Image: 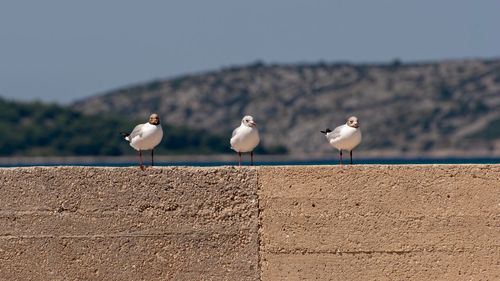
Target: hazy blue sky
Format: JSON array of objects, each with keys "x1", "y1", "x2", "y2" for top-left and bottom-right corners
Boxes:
[{"x1": 1, "y1": 0, "x2": 499, "y2": 103}]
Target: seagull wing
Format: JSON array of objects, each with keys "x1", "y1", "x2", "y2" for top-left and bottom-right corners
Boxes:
[
  {"x1": 231, "y1": 126, "x2": 240, "y2": 138},
  {"x1": 326, "y1": 125, "x2": 343, "y2": 141},
  {"x1": 128, "y1": 123, "x2": 144, "y2": 140},
  {"x1": 230, "y1": 126, "x2": 242, "y2": 149}
]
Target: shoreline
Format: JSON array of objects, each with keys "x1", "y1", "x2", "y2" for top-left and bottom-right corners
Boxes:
[{"x1": 1, "y1": 154, "x2": 500, "y2": 166}]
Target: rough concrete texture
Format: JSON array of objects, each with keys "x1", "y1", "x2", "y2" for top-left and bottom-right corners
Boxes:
[
  {"x1": 259, "y1": 165, "x2": 500, "y2": 281},
  {"x1": 0, "y1": 165, "x2": 499, "y2": 281},
  {"x1": 0, "y1": 167, "x2": 259, "y2": 281}
]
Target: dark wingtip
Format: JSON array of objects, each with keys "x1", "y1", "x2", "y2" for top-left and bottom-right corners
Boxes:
[
  {"x1": 320, "y1": 128, "x2": 332, "y2": 134},
  {"x1": 120, "y1": 132, "x2": 130, "y2": 137}
]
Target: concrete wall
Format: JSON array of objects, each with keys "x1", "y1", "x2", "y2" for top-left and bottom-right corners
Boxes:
[
  {"x1": 258, "y1": 165, "x2": 500, "y2": 280},
  {"x1": 0, "y1": 165, "x2": 499, "y2": 280},
  {"x1": 0, "y1": 167, "x2": 259, "y2": 281}
]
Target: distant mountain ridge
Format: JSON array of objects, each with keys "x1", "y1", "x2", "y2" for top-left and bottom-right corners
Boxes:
[{"x1": 73, "y1": 58, "x2": 500, "y2": 157}]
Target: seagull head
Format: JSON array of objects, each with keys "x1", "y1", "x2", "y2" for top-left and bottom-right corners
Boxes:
[
  {"x1": 346, "y1": 116, "x2": 359, "y2": 128},
  {"x1": 149, "y1": 113, "x2": 161, "y2": 125},
  {"x1": 242, "y1": 115, "x2": 257, "y2": 128}
]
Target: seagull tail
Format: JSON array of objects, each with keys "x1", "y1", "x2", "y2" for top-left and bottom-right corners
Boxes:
[
  {"x1": 320, "y1": 128, "x2": 332, "y2": 135},
  {"x1": 120, "y1": 132, "x2": 131, "y2": 141}
]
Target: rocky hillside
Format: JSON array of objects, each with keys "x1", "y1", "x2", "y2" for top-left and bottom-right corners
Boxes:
[{"x1": 73, "y1": 58, "x2": 500, "y2": 157}]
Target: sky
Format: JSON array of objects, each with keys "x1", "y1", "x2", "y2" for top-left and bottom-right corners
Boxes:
[{"x1": 0, "y1": 0, "x2": 499, "y2": 104}]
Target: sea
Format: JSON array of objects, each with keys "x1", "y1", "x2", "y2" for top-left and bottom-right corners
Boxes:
[{"x1": 2, "y1": 157, "x2": 500, "y2": 167}]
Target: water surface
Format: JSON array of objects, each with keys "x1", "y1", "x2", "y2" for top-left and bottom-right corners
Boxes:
[{"x1": 2, "y1": 157, "x2": 499, "y2": 167}]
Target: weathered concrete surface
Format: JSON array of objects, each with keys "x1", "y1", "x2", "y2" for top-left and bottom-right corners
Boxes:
[
  {"x1": 0, "y1": 165, "x2": 499, "y2": 280},
  {"x1": 258, "y1": 165, "x2": 500, "y2": 281},
  {"x1": 0, "y1": 167, "x2": 259, "y2": 281}
]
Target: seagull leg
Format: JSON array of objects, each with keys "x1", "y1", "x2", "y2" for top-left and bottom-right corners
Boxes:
[
  {"x1": 350, "y1": 150, "x2": 353, "y2": 165},
  {"x1": 138, "y1": 150, "x2": 145, "y2": 170},
  {"x1": 238, "y1": 152, "x2": 242, "y2": 167},
  {"x1": 339, "y1": 150, "x2": 343, "y2": 165},
  {"x1": 251, "y1": 151, "x2": 254, "y2": 166},
  {"x1": 151, "y1": 149, "x2": 154, "y2": 167}
]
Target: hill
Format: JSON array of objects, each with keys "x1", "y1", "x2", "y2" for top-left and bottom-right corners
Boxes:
[
  {"x1": 0, "y1": 98, "x2": 237, "y2": 156},
  {"x1": 73, "y1": 58, "x2": 500, "y2": 157}
]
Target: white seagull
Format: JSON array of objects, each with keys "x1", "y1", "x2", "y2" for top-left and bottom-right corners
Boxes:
[
  {"x1": 122, "y1": 113, "x2": 163, "y2": 170},
  {"x1": 321, "y1": 116, "x2": 362, "y2": 164},
  {"x1": 230, "y1": 115, "x2": 260, "y2": 166}
]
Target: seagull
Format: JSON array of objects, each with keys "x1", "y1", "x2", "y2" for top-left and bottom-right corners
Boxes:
[
  {"x1": 122, "y1": 113, "x2": 163, "y2": 170},
  {"x1": 321, "y1": 116, "x2": 362, "y2": 165},
  {"x1": 230, "y1": 115, "x2": 260, "y2": 166}
]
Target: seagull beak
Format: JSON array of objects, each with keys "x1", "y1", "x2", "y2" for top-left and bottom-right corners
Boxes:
[{"x1": 250, "y1": 121, "x2": 257, "y2": 127}]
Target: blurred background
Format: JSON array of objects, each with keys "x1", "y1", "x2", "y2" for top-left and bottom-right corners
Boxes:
[{"x1": 1, "y1": 0, "x2": 499, "y2": 165}]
